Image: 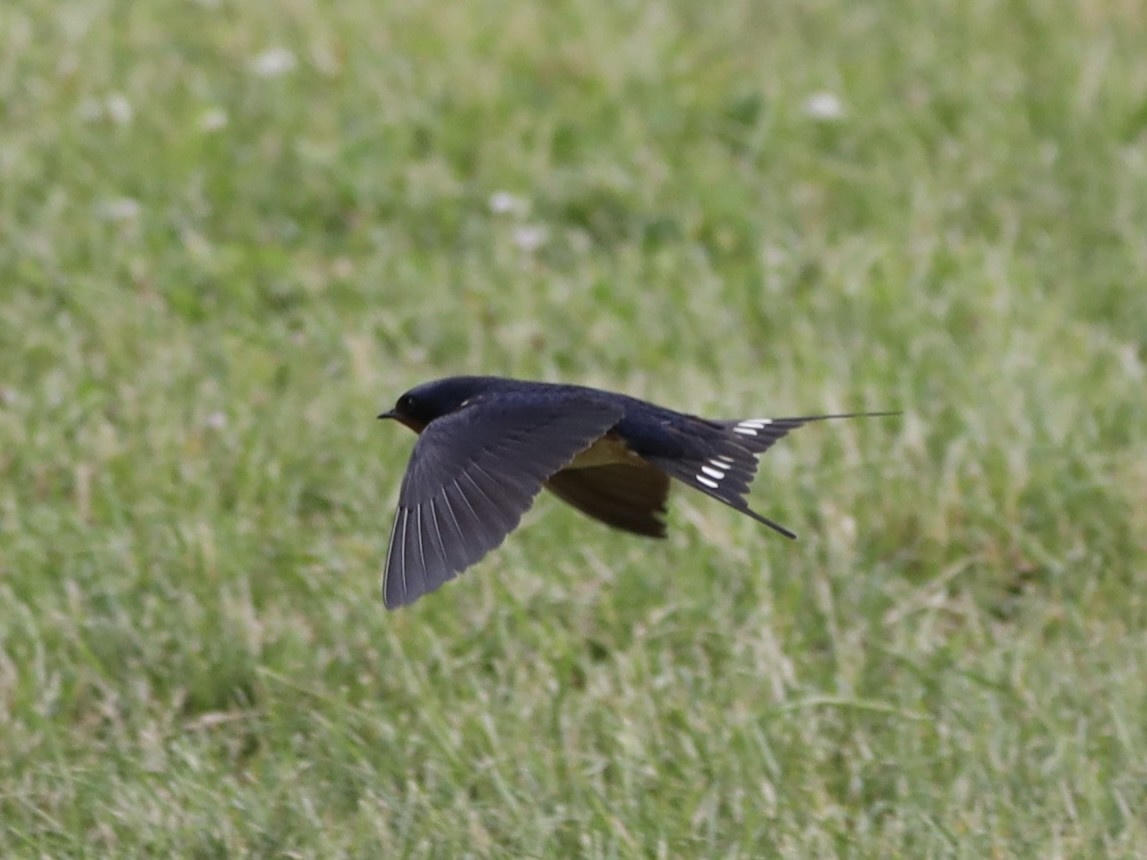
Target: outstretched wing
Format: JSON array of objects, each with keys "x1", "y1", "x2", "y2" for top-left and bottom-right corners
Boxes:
[{"x1": 383, "y1": 396, "x2": 624, "y2": 608}]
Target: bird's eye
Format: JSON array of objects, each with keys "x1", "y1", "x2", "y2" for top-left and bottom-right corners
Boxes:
[{"x1": 399, "y1": 394, "x2": 416, "y2": 411}]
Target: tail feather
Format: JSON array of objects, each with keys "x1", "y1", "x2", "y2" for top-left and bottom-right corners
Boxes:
[
  {"x1": 649, "y1": 411, "x2": 898, "y2": 537},
  {"x1": 720, "y1": 411, "x2": 900, "y2": 456}
]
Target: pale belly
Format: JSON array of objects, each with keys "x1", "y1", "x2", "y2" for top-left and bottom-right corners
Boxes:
[{"x1": 565, "y1": 434, "x2": 644, "y2": 469}]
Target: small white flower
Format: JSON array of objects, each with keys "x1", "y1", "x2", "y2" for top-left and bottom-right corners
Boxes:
[
  {"x1": 512, "y1": 225, "x2": 548, "y2": 252},
  {"x1": 803, "y1": 91, "x2": 845, "y2": 121},
  {"x1": 105, "y1": 92, "x2": 133, "y2": 124},
  {"x1": 250, "y1": 47, "x2": 297, "y2": 78},
  {"x1": 1118, "y1": 343, "x2": 1144, "y2": 381},
  {"x1": 77, "y1": 92, "x2": 133, "y2": 124},
  {"x1": 489, "y1": 191, "x2": 528, "y2": 216},
  {"x1": 198, "y1": 108, "x2": 228, "y2": 132},
  {"x1": 97, "y1": 198, "x2": 142, "y2": 222}
]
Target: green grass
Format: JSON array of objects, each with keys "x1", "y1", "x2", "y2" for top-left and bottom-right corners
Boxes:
[{"x1": 2, "y1": 0, "x2": 1147, "y2": 855}]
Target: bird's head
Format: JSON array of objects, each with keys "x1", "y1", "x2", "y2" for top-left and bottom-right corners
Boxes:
[{"x1": 378, "y1": 376, "x2": 488, "y2": 434}]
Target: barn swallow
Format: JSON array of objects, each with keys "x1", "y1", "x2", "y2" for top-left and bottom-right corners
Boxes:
[{"x1": 378, "y1": 375, "x2": 896, "y2": 608}]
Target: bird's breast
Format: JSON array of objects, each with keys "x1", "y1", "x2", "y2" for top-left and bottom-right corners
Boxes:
[{"x1": 565, "y1": 433, "x2": 644, "y2": 469}]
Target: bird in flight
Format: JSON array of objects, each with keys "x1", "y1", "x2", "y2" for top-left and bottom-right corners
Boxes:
[{"x1": 378, "y1": 375, "x2": 895, "y2": 608}]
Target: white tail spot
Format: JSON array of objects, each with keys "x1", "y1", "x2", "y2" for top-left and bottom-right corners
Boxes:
[
  {"x1": 700, "y1": 465, "x2": 725, "y2": 480},
  {"x1": 734, "y1": 418, "x2": 773, "y2": 436},
  {"x1": 696, "y1": 474, "x2": 719, "y2": 489}
]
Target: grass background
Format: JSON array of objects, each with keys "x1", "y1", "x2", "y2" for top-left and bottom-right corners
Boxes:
[{"x1": 2, "y1": 0, "x2": 1146, "y2": 856}]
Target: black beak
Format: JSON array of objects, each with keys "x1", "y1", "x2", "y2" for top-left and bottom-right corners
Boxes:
[{"x1": 378, "y1": 409, "x2": 424, "y2": 433}]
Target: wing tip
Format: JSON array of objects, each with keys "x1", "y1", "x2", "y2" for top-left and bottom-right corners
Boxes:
[{"x1": 381, "y1": 569, "x2": 416, "y2": 610}]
